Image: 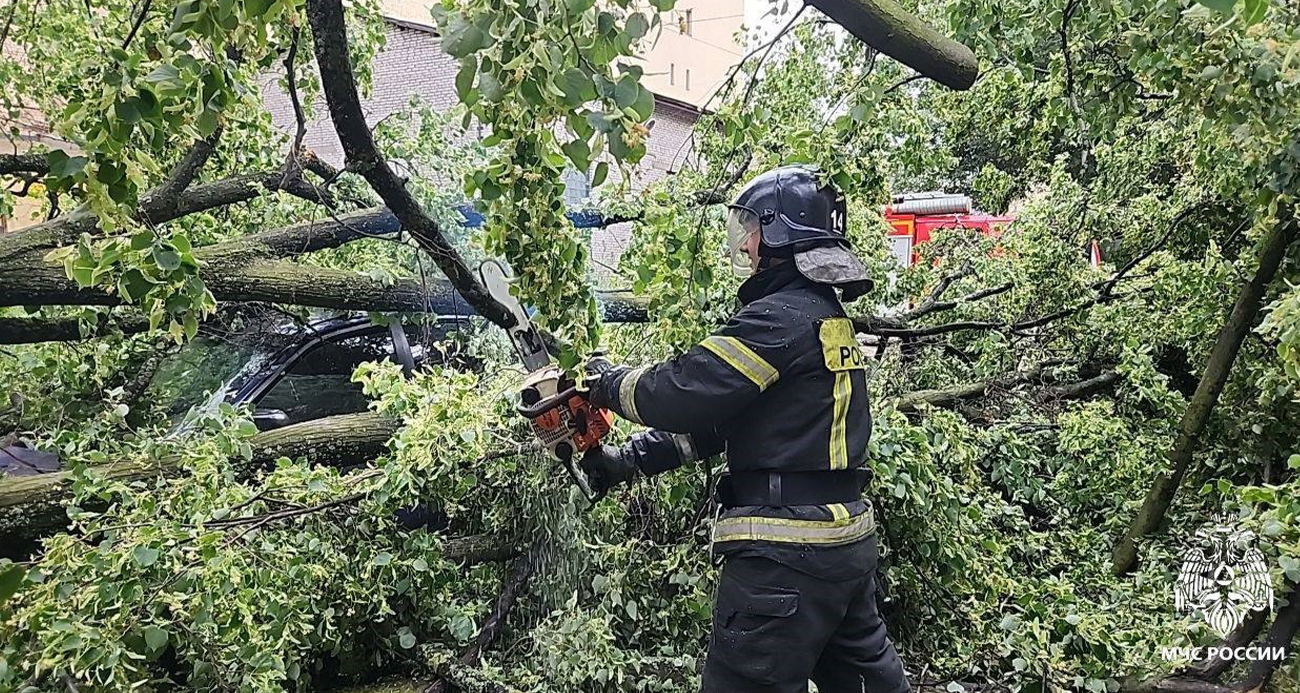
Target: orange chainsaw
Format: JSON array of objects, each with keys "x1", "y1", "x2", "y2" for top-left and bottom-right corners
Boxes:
[{"x1": 478, "y1": 260, "x2": 612, "y2": 502}]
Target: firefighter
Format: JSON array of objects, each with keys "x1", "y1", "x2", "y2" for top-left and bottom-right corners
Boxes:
[{"x1": 581, "y1": 165, "x2": 911, "y2": 693}]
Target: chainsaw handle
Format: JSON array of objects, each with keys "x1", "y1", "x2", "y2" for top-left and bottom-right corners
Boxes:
[
  {"x1": 557, "y1": 445, "x2": 607, "y2": 506},
  {"x1": 516, "y1": 383, "x2": 582, "y2": 418}
]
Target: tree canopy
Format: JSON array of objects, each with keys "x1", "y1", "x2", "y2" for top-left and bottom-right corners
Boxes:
[{"x1": 2, "y1": 0, "x2": 1299, "y2": 692}]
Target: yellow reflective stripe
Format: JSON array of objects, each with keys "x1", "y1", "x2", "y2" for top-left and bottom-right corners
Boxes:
[
  {"x1": 712, "y1": 509, "x2": 876, "y2": 545},
  {"x1": 829, "y1": 371, "x2": 851, "y2": 470},
  {"x1": 827, "y1": 503, "x2": 848, "y2": 521},
  {"x1": 700, "y1": 336, "x2": 779, "y2": 390},
  {"x1": 618, "y1": 366, "x2": 648, "y2": 424}
]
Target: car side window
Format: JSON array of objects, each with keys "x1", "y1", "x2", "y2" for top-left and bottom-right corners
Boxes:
[{"x1": 255, "y1": 328, "x2": 396, "y2": 427}]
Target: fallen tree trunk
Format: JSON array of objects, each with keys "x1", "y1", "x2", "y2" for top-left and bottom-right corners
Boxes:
[
  {"x1": 1112, "y1": 211, "x2": 1297, "y2": 575},
  {"x1": 0, "y1": 165, "x2": 326, "y2": 265},
  {"x1": 0, "y1": 314, "x2": 151, "y2": 345},
  {"x1": 807, "y1": 0, "x2": 979, "y2": 90},
  {"x1": 0, "y1": 259, "x2": 646, "y2": 338},
  {"x1": 893, "y1": 362, "x2": 1113, "y2": 412},
  {"x1": 0, "y1": 411, "x2": 398, "y2": 556},
  {"x1": 0, "y1": 205, "x2": 647, "y2": 342}
]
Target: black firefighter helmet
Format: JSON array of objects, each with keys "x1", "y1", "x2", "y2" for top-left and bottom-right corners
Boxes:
[{"x1": 726, "y1": 165, "x2": 874, "y2": 301}]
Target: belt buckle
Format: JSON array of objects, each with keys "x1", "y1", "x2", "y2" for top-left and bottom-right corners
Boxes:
[{"x1": 767, "y1": 471, "x2": 782, "y2": 506}]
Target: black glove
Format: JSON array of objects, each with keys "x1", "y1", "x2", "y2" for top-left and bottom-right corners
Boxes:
[
  {"x1": 580, "y1": 444, "x2": 640, "y2": 494},
  {"x1": 582, "y1": 354, "x2": 618, "y2": 409}
]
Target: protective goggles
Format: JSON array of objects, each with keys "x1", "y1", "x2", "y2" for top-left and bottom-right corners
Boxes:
[{"x1": 726, "y1": 207, "x2": 761, "y2": 276}]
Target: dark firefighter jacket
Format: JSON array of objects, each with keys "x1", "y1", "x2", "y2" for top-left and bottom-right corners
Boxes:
[{"x1": 591, "y1": 262, "x2": 878, "y2": 580}]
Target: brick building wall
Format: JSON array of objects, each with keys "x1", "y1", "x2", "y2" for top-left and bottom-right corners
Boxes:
[{"x1": 260, "y1": 19, "x2": 701, "y2": 284}]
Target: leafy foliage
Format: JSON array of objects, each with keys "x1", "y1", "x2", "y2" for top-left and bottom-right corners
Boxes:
[{"x1": 4, "y1": 0, "x2": 1300, "y2": 692}]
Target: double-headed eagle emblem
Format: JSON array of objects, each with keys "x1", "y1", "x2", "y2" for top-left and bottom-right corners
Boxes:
[{"x1": 1174, "y1": 516, "x2": 1274, "y2": 637}]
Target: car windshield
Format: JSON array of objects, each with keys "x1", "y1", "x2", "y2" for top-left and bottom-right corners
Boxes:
[{"x1": 146, "y1": 335, "x2": 265, "y2": 421}]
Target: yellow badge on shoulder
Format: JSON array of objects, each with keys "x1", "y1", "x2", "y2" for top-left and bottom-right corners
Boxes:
[{"x1": 819, "y1": 318, "x2": 865, "y2": 372}]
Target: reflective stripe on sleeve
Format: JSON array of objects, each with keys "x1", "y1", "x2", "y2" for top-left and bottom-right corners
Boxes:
[
  {"x1": 618, "y1": 366, "x2": 648, "y2": 424},
  {"x1": 826, "y1": 503, "x2": 849, "y2": 521},
  {"x1": 700, "y1": 336, "x2": 780, "y2": 390},
  {"x1": 671, "y1": 433, "x2": 698, "y2": 464},
  {"x1": 712, "y1": 507, "x2": 876, "y2": 546},
  {"x1": 829, "y1": 371, "x2": 851, "y2": 470}
]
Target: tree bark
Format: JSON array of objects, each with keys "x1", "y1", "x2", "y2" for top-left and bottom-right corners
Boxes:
[
  {"x1": 893, "y1": 361, "x2": 1110, "y2": 412},
  {"x1": 807, "y1": 0, "x2": 979, "y2": 90},
  {"x1": 0, "y1": 411, "x2": 398, "y2": 555},
  {"x1": 305, "y1": 0, "x2": 514, "y2": 329},
  {"x1": 0, "y1": 256, "x2": 458, "y2": 313},
  {"x1": 1236, "y1": 587, "x2": 1300, "y2": 693},
  {"x1": 0, "y1": 314, "x2": 151, "y2": 345},
  {"x1": 1112, "y1": 212, "x2": 1298, "y2": 575},
  {"x1": 424, "y1": 542, "x2": 543, "y2": 693},
  {"x1": 0, "y1": 167, "x2": 327, "y2": 265}
]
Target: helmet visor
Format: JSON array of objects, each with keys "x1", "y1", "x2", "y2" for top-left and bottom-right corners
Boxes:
[{"x1": 726, "y1": 207, "x2": 759, "y2": 276}]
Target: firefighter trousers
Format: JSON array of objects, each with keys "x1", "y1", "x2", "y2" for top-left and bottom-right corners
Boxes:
[{"x1": 699, "y1": 542, "x2": 910, "y2": 693}]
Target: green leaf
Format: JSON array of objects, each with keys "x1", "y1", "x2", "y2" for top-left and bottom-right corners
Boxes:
[
  {"x1": 115, "y1": 99, "x2": 142, "y2": 124},
  {"x1": 479, "y1": 71, "x2": 503, "y2": 102},
  {"x1": 614, "y1": 77, "x2": 639, "y2": 109},
  {"x1": 592, "y1": 161, "x2": 609, "y2": 187},
  {"x1": 133, "y1": 546, "x2": 160, "y2": 567},
  {"x1": 153, "y1": 248, "x2": 181, "y2": 271},
  {"x1": 443, "y1": 16, "x2": 490, "y2": 58},
  {"x1": 143, "y1": 625, "x2": 169, "y2": 652},
  {"x1": 567, "y1": 0, "x2": 595, "y2": 13},
  {"x1": 455, "y1": 57, "x2": 477, "y2": 101},
  {"x1": 0, "y1": 564, "x2": 25, "y2": 606},
  {"x1": 70, "y1": 265, "x2": 94, "y2": 286},
  {"x1": 1196, "y1": 0, "x2": 1237, "y2": 13},
  {"x1": 648, "y1": 0, "x2": 674, "y2": 10},
  {"x1": 196, "y1": 107, "x2": 219, "y2": 137},
  {"x1": 143, "y1": 64, "x2": 182, "y2": 88},
  {"x1": 246, "y1": 0, "x2": 275, "y2": 17},
  {"x1": 560, "y1": 68, "x2": 596, "y2": 104},
  {"x1": 1240, "y1": 0, "x2": 1267, "y2": 24},
  {"x1": 562, "y1": 138, "x2": 591, "y2": 171},
  {"x1": 119, "y1": 269, "x2": 154, "y2": 303},
  {"x1": 630, "y1": 85, "x2": 654, "y2": 121},
  {"x1": 372, "y1": 552, "x2": 393, "y2": 566},
  {"x1": 586, "y1": 111, "x2": 617, "y2": 133},
  {"x1": 398, "y1": 627, "x2": 416, "y2": 649},
  {"x1": 47, "y1": 150, "x2": 88, "y2": 179},
  {"x1": 625, "y1": 12, "x2": 649, "y2": 39}
]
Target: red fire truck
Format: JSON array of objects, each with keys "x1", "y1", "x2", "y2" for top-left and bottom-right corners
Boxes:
[{"x1": 884, "y1": 193, "x2": 1101, "y2": 268}]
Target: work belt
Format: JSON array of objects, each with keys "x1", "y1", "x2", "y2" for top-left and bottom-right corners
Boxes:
[{"x1": 715, "y1": 469, "x2": 869, "y2": 508}]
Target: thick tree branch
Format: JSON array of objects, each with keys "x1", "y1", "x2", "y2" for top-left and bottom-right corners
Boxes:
[
  {"x1": 0, "y1": 165, "x2": 330, "y2": 264},
  {"x1": 146, "y1": 128, "x2": 223, "y2": 203},
  {"x1": 305, "y1": 0, "x2": 513, "y2": 328},
  {"x1": 0, "y1": 414, "x2": 528, "y2": 561},
  {"x1": 0, "y1": 255, "x2": 453, "y2": 313},
  {"x1": 0, "y1": 314, "x2": 150, "y2": 345},
  {"x1": 424, "y1": 542, "x2": 543, "y2": 693},
  {"x1": 207, "y1": 206, "x2": 399, "y2": 259},
  {"x1": 1112, "y1": 211, "x2": 1298, "y2": 575},
  {"x1": 0, "y1": 153, "x2": 48, "y2": 176},
  {"x1": 806, "y1": 0, "x2": 979, "y2": 90},
  {"x1": 894, "y1": 361, "x2": 1117, "y2": 412}
]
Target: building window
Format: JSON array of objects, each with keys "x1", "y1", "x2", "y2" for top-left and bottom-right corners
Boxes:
[
  {"x1": 562, "y1": 168, "x2": 591, "y2": 204},
  {"x1": 685, "y1": 68, "x2": 691, "y2": 91},
  {"x1": 670, "y1": 62, "x2": 675, "y2": 85}
]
